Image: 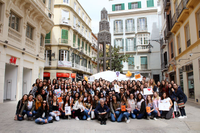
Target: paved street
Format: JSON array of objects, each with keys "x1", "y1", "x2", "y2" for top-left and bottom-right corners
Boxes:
[{"x1": 0, "y1": 101, "x2": 200, "y2": 133}]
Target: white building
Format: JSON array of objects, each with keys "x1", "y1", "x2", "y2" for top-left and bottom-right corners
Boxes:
[
  {"x1": 0, "y1": 0, "x2": 54, "y2": 103},
  {"x1": 108, "y1": 0, "x2": 161, "y2": 82}
]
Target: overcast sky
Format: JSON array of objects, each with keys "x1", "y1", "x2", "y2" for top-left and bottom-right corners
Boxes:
[{"x1": 78, "y1": 0, "x2": 110, "y2": 34}]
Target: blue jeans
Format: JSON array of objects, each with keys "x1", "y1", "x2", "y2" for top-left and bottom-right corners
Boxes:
[
  {"x1": 35, "y1": 116, "x2": 53, "y2": 124},
  {"x1": 33, "y1": 110, "x2": 37, "y2": 116},
  {"x1": 117, "y1": 112, "x2": 130, "y2": 122},
  {"x1": 130, "y1": 112, "x2": 136, "y2": 119},
  {"x1": 18, "y1": 110, "x2": 26, "y2": 121},
  {"x1": 26, "y1": 111, "x2": 33, "y2": 117},
  {"x1": 147, "y1": 110, "x2": 158, "y2": 117},
  {"x1": 133, "y1": 109, "x2": 144, "y2": 119},
  {"x1": 111, "y1": 111, "x2": 120, "y2": 122},
  {"x1": 83, "y1": 109, "x2": 90, "y2": 120}
]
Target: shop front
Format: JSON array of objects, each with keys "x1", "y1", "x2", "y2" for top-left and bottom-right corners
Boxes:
[
  {"x1": 186, "y1": 64, "x2": 194, "y2": 99},
  {"x1": 43, "y1": 72, "x2": 50, "y2": 80},
  {"x1": 56, "y1": 73, "x2": 70, "y2": 80}
]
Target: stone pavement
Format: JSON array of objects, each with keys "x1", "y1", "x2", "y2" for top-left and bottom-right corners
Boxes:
[{"x1": 0, "y1": 101, "x2": 200, "y2": 133}]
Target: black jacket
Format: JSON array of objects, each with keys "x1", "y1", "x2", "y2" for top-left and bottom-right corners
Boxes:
[
  {"x1": 35, "y1": 106, "x2": 49, "y2": 118},
  {"x1": 16, "y1": 100, "x2": 24, "y2": 115},
  {"x1": 139, "y1": 101, "x2": 146, "y2": 115},
  {"x1": 49, "y1": 101, "x2": 59, "y2": 112}
]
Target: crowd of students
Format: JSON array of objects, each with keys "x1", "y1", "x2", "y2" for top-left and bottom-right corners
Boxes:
[{"x1": 14, "y1": 76, "x2": 187, "y2": 125}]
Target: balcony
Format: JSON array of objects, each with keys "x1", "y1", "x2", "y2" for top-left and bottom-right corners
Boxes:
[
  {"x1": 171, "y1": 13, "x2": 180, "y2": 33},
  {"x1": 58, "y1": 38, "x2": 70, "y2": 46},
  {"x1": 164, "y1": 0, "x2": 170, "y2": 11},
  {"x1": 187, "y1": 0, "x2": 199, "y2": 9},
  {"x1": 128, "y1": 65, "x2": 135, "y2": 70},
  {"x1": 45, "y1": 39, "x2": 51, "y2": 44},
  {"x1": 141, "y1": 64, "x2": 148, "y2": 70},
  {"x1": 161, "y1": 62, "x2": 168, "y2": 71},
  {"x1": 137, "y1": 25, "x2": 147, "y2": 33},
  {"x1": 58, "y1": 61, "x2": 72, "y2": 68},
  {"x1": 125, "y1": 28, "x2": 135, "y2": 34},
  {"x1": 137, "y1": 45, "x2": 149, "y2": 52},
  {"x1": 187, "y1": 39, "x2": 191, "y2": 47},
  {"x1": 114, "y1": 28, "x2": 123, "y2": 35},
  {"x1": 126, "y1": 46, "x2": 137, "y2": 52},
  {"x1": 164, "y1": 25, "x2": 172, "y2": 40},
  {"x1": 160, "y1": 39, "x2": 166, "y2": 49},
  {"x1": 25, "y1": 37, "x2": 36, "y2": 51},
  {"x1": 177, "y1": 0, "x2": 189, "y2": 22},
  {"x1": 8, "y1": 27, "x2": 22, "y2": 42},
  {"x1": 60, "y1": 19, "x2": 71, "y2": 27}
]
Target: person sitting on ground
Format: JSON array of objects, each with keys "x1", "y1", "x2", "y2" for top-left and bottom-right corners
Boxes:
[
  {"x1": 15, "y1": 94, "x2": 28, "y2": 121},
  {"x1": 133, "y1": 93, "x2": 146, "y2": 119},
  {"x1": 146, "y1": 95, "x2": 158, "y2": 120},
  {"x1": 49, "y1": 95, "x2": 60, "y2": 121},
  {"x1": 110, "y1": 95, "x2": 121, "y2": 122},
  {"x1": 95, "y1": 99, "x2": 110, "y2": 125},
  {"x1": 160, "y1": 92, "x2": 173, "y2": 119}
]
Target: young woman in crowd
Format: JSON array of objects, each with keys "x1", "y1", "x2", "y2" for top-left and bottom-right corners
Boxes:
[
  {"x1": 46, "y1": 90, "x2": 53, "y2": 104},
  {"x1": 172, "y1": 83, "x2": 187, "y2": 118},
  {"x1": 19, "y1": 94, "x2": 35, "y2": 121},
  {"x1": 160, "y1": 92, "x2": 173, "y2": 119},
  {"x1": 61, "y1": 95, "x2": 72, "y2": 119},
  {"x1": 128, "y1": 93, "x2": 136, "y2": 119},
  {"x1": 73, "y1": 95, "x2": 86, "y2": 120},
  {"x1": 146, "y1": 95, "x2": 157, "y2": 120},
  {"x1": 160, "y1": 80, "x2": 169, "y2": 97},
  {"x1": 134, "y1": 93, "x2": 145, "y2": 119},
  {"x1": 35, "y1": 100, "x2": 53, "y2": 124},
  {"x1": 34, "y1": 94, "x2": 43, "y2": 116},
  {"x1": 117, "y1": 95, "x2": 130, "y2": 123},
  {"x1": 152, "y1": 92, "x2": 161, "y2": 117},
  {"x1": 15, "y1": 94, "x2": 28, "y2": 121},
  {"x1": 84, "y1": 95, "x2": 93, "y2": 120},
  {"x1": 110, "y1": 95, "x2": 120, "y2": 122},
  {"x1": 49, "y1": 95, "x2": 60, "y2": 121}
]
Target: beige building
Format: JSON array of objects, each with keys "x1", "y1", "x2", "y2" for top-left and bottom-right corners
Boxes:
[
  {"x1": 44, "y1": 0, "x2": 93, "y2": 81},
  {"x1": 0, "y1": 0, "x2": 54, "y2": 103},
  {"x1": 170, "y1": 0, "x2": 200, "y2": 103}
]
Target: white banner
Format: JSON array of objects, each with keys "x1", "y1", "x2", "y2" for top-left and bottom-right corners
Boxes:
[
  {"x1": 65, "y1": 106, "x2": 71, "y2": 115},
  {"x1": 143, "y1": 87, "x2": 153, "y2": 95},
  {"x1": 58, "y1": 61, "x2": 72, "y2": 68},
  {"x1": 159, "y1": 102, "x2": 170, "y2": 111}
]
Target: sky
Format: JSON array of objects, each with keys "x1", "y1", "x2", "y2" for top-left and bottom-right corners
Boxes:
[{"x1": 78, "y1": 0, "x2": 110, "y2": 34}]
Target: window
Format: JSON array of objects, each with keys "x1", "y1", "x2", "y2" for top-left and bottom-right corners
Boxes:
[
  {"x1": 89, "y1": 45, "x2": 90, "y2": 55},
  {"x1": 185, "y1": 23, "x2": 191, "y2": 47},
  {"x1": 81, "y1": 58, "x2": 87, "y2": 67},
  {"x1": 128, "y1": 57, "x2": 135, "y2": 69},
  {"x1": 112, "y1": 4, "x2": 125, "y2": 11},
  {"x1": 179, "y1": 68, "x2": 184, "y2": 92},
  {"x1": 137, "y1": 34, "x2": 149, "y2": 45},
  {"x1": 82, "y1": 13, "x2": 84, "y2": 19},
  {"x1": 170, "y1": 42, "x2": 174, "y2": 58},
  {"x1": 78, "y1": 38, "x2": 80, "y2": 47},
  {"x1": 61, "y1": 10, "x2": 69, "y2": 24},
  {"x1": 45, "y1": 31, "x2": 51, "y2": 43},
  {"x1": 128, "y1": 2, "x2": 141, "y2": 9},
  {"x1": 63, "y1": 0, "x2": 69, "y2": 4},
  {"x1": 196, "y1": 9, "x2": 200, "y2": 38},
  {"x1": 74, "y1": 2, "x2": 76, "y2": 11},
  {"x1": 82, "y1": 41, "x2": 84, "y2": 50},
  {"x1": 78, "y1": 8, "x2": 81, "y2": 15},
  {"x1": 73, "y1": 34, "x2": 76, "y2": 47},
  {"x1": 85, "y1": 43, "x2": 87, "y2": 54},
  {"x1": 26, "y1": 24, "x2": 33, "y2": 40},
  {"x1": 61, "y1": 29, "x2": 68, "y2": 43},
  {"x1": 114, "y1": 39, "x2": 124, "y2": 52},
  {"x1": 59, "y1": 50, "x2": 69, "y2": 61},
  {"x1": 147, "y1": 0, "x2": 154, "y2": 7},
  {"x1": 114, "y1": 20, "x2": 123, "y2": 33},
  {"x1": 126, "y1": 19, "x2": 135, "y2": 32},
  {"x1": 177, "y1": 34, "x2": 181, "y2": 54},
  {"x1": 40, "y1": 34, "x2": 44, "y2": 46},
  {"x1": 73, "y1": 16, "x2": 76, "y2": 27},
  {"x1": 9, "y1": 11, "x2": 20, "y2": 32},
  {"x1": 137, "y1": 17, "x2": 147, "y2": 32},
  {"x1": 75, "y1": 54, "x2": 80, "y2": 65},
  {"x1": 141, "y1": 56, "x2": 147, "y2": 69},
  {"x1": 48, "y1": 0, "x2": 51, "y2": 10},
  {"x1": 43, "y1": 0, "x2": 46, "y2": 4},
  {"x1": 126, "y1": 38, "x2": 136, "y2": 51},
  {"x1": 45, "y1": 50, "x2": 51, "y2": 66}
]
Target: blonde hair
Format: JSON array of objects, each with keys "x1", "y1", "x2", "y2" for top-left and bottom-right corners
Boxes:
[
  {"x1": 36, "y1": 94, "x2": 43, "y2": 103},
  {"x1": 152, "y1": 92, "x2": 160, "y2": 100},
  {"x1": 149, "y1": 79, "x2": 156, "y2": 88}
]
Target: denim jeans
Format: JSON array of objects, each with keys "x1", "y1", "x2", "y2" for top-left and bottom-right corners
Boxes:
[
  {"x1": 117, "y1": 112, "x2": 130, "y2": 122},
  {"x1": 32, "y1": 110, "x2": 37, "y2": 116},
  {"x1": 130, "y1": 112, "x2": 136, "y2": 119},
  {"x1": 111, "y1": 111, "x2": 120, "y2": 122},
  {"x1": 179, "y1": 107, "x2": 186, "y2": 116},
  {"x1": 147, "y1": 110, "x2": 158, "y2": 117},
  {"x1": 26, "y1": 111, "x2": 33, "y2": 118},
  {"x1": 83, "y1": 109, "x2": 90, "y2": 120},
  {"x1": 50, "y1": 112, "x2": 60, "y2": 121},
  {"x1": 133, "y1": 109, "x2": 144, "y2": 119},
  {"x1": 35, "y1": 116, "x2": 53, "y2": 124},
  {"x1": 18, "y1": 110, "x2": 26, "y2": 121}
]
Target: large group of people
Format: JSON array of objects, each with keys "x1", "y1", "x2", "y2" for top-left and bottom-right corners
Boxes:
[{"x1": 14, "y1": 76, "x2": 187, "y2": 125}]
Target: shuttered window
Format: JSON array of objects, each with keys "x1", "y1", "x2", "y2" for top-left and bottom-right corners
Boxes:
[
  {"x1": 61, "y1": 29, "x2": 68, "y2": 43},
  {"x1": 137, "y1": 17, "x2": 147, "y2": 32},
  {"x1": 128, "y1": 57, "x2": 134, "y2": 69},
  {"x1": 78, "y1": 38, "x2": 80, "y2": 47},
  {"x1": 128, "y1": 2, "x2": 141, "y2": 9},
  {"x1": 59, "y1": 50, "x2": 69, "y2": 61},
  {"x1": 141, "y1": 56, "x2": 147, "y2": 69},
  {"x1": 147, "y1": 0, "x2": 154, "y2": 7},
  {"x1": 112, "y1": 4, "x2": 125, "y2": 11},
  {"x1": 185, "y1": 24, "x2": 191, "y2": 47},
  {"x1": 114, "y1": 20, "x2": 123, "y2": 33},
  {"x1": 73, "y1": 34, "x2": 76, "y2": 47},
  {"x1": 125, "y1": 19, "x2": 135, "y2": 32},
  {"x1": 45, "y1": 31, "x2": 51, "y2": 43}
]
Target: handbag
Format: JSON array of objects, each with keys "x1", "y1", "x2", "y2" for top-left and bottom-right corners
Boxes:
[{"x1": 177, "y1": 100, "x2": 185, "y2": 108}]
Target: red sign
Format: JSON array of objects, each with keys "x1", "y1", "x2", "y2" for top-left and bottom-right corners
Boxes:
[
  {"x1": 9, "y1": 56, "x2": 17, "y2": 64},
  {"x1": 43, "y1": 72, "x2": 50, "y2": 77},
  {"x1": 71, "y1": 73, "x2": 76, "y2": 78},
  {"x1": 56, "y1": 73, "x2": 70, "y2": 78}
]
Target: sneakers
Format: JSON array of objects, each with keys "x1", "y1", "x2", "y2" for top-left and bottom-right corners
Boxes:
[
  {"x1": 126, "y1": 119, "x2": 130, "y2": 123},
  {"x1": 87, "y1": 117, "x2": 91, "y2": 121},
  {"x1": 75, "y1": 117, "x2": 79, "y2": 120},
  {"x1": 68, "y1": 116, "x2": 71, "y2": 120},
  {"x1": 103, "y1": 121, "x2": 106, "y2": 125},
  {"x1": 183, "y1": 116, "x2": 187, "y2": 118},
  {"x1": 153, "y1": 118, "x2": 157, "y2": 120},
  {"x1": 147, "y1": 116, "x2": 150, "y2": 120},
  {"x1": 178, "y1": 116, "x2": 184, "y2": 119}
]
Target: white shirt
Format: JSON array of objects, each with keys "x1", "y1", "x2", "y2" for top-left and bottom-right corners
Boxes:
[{"x1": 27, "y1": 101, "x2": 33, "y2": 110}]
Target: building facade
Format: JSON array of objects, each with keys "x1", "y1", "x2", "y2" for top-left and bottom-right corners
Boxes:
[
  {"x1": 170, "y1": 0, "x2": 200, "y2": 103},
  {"x1": 108, "y1": 0, "x2": 161, "y2": 83},
  {"x1": 0, "y1": 0, "x2": 54, "y2": 103},
  {"x1": 44, "y1": 0, "x2": 93, "y2": 81}
]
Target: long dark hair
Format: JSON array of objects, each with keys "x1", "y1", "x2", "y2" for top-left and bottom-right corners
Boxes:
[
  {"x1": 86, "y1": 94, "x2": 93, "y2": 105},
  {"x1": 136, "y1": 93, "x2": 143, "y2": 102},
  {"x1": 146, "y1": 95, "x2": 152, "y2": 105},
  {"x1": 21, "y1": 94, "x2": 28, "y2": 102},
  {"x1": 161, "y1": 92, "x2": 167, "y2": 100},
  {"x1": 63, "y1": 95, "x2": 70, "y2": 109},
  {"x1": 42, "y1": 100, "x2": 48, "y2": 111}
]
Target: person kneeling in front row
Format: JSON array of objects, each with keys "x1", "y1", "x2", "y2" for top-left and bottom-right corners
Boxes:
[
  {"x1": 35, "y1": 101, "x2": 53, "y2": 124},
  {"x1": 95, "y1": 99, "x2": 110, "y2": 125}
]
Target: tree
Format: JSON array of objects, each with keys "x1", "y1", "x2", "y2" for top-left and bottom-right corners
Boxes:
[{"x1": 97, "y1": 45, "x2": 129, "y2": 73}]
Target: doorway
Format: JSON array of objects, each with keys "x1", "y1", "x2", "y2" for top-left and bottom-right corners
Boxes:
[{"x1": 23, "y1": 68, "x2": 32, "y2": 95}]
